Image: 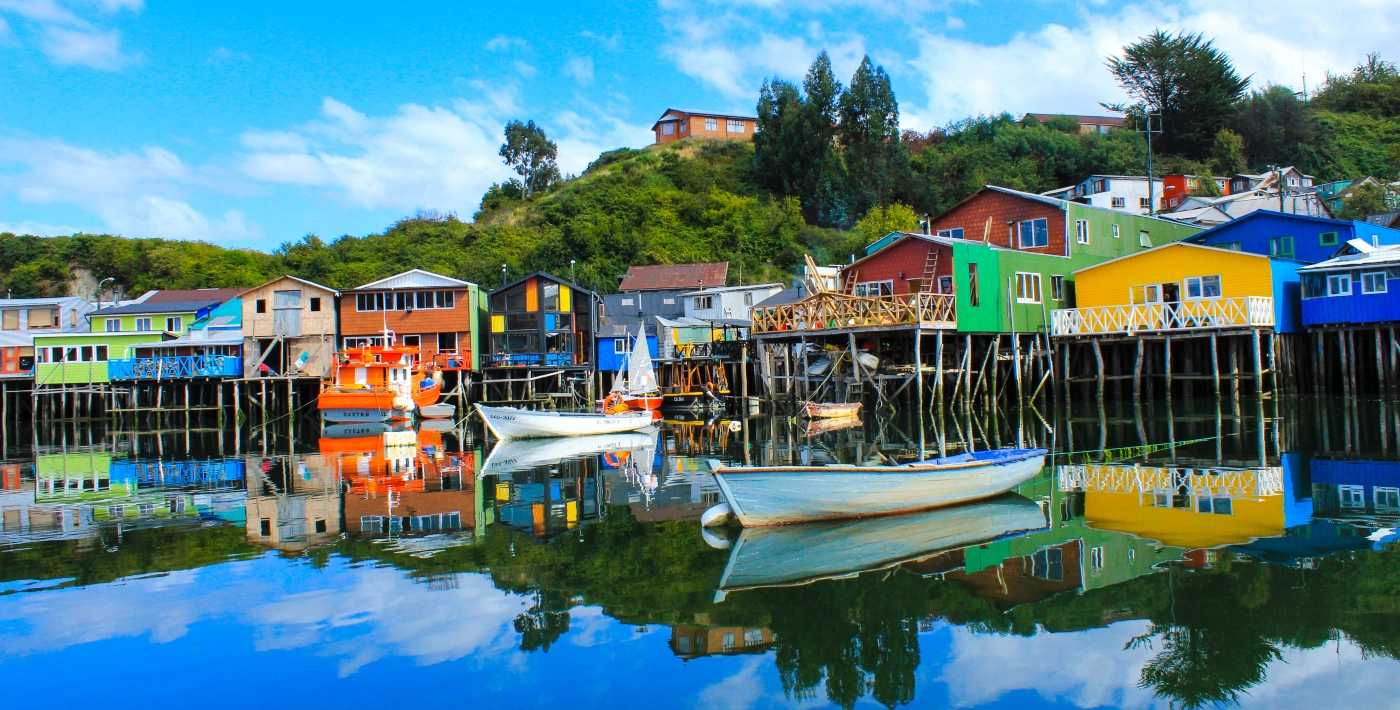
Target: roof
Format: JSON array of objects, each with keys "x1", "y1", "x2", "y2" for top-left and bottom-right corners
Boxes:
[
  {"x1": 618, "y1": 263, "x2": 728, "y2": 291},
  {"x1": 681, "y1": 282, "x2": 783, "y2": 297},
  {"x1": 1298, "y1": 245, "x2": 1400, "y2": 272},
  {"x1": 651, "y1": 108, "x2": 758, "y2": 130},
  {"x1": 126, "y1": 331, "x2": 246, "y2": 349},
  {"x1": 237, "y1": 275, "x2": 340, "y2": 298},
  {"x1": 1189, "y1": 210, "x2": 1353, "y2": 244},
  {"x1": 1070, "y1": 241, "x2": 1273, "y2": 275},
  {"x1": 352, "y1": 269, "x2": 470, "y2": 291},
  {"x1": 142, "y1": 288, "x2": 244, "y2": 304},
  {"x1": 1025, "y1": 113, "x2": 1126, "y2": 126},
  {"x1": 0, "y1": 296, "x2": 90, "y2": 307},
  {"x1": 754, "y1": 286, "x2": 808, "y2": 307},
  {"x1": 91, "y1": 300, "x2": 222, "y2": 317},
  {"x1": 490, "y1": 271, "x2": 598, "y2": 297}
]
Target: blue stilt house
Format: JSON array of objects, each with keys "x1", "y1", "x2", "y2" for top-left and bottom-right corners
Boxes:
[
  {"x1": 1298, "y1": 244, "x2": 1400, "y2": 327},
  {"x1": 1188, "y1": 211, "x2": 1400, "y2": 264}
]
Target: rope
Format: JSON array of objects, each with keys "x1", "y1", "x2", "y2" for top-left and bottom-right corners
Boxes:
[{"x1": 1053, "y1": 436, "x2": 1218, "y2": 463}]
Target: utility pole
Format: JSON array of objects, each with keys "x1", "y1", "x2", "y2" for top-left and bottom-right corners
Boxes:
[
  {"x1": 1141, "y1": 111, "x2": 1162, "y2": 216},
  {"x1": 1276, "y1": 166, "x2": 1286, "y2": 213}
]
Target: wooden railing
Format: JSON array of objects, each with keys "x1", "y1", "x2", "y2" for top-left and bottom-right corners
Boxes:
[
  {"x1": 1051, "y1": 296, "x2": 1273, "y2": 336},
  {"x1": 751, "y1": 292, "x2": 956, "y2": 334}
]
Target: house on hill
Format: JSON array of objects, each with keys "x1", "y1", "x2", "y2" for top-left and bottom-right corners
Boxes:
[
  {"x1": 652, "y1": 109, "x2": 756, "y2": 144},
  {"x1": 1022, "y1": 113, "x2": 1125, "y2": 134}
]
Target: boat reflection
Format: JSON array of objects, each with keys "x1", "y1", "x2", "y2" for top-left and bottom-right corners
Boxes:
[
  {"x1": 713, "y1": 495, "x2": 1048, "y2": 600},
  {"x1": 321, "y1": 428, "x2": 480, "y2": 540},
  {"x1": 480, "y1": 429, "x2": 656, "y2": 478}
]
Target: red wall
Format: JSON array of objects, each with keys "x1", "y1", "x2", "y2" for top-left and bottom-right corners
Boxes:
[
  {"x1": 927, "y1": 190, "x2": 1066, "y2": 256},
  {"x1": 845, "y1": 238, "x2": 954, "y2": 295}
]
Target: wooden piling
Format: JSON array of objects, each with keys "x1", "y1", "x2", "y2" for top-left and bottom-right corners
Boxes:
[
  {"x1": 1132, "y1": 338, "x2": 1144, "y2": 403},
  {"x1": 1252, "y1": 329, "x2": 1264, "y2": 396},
  {"x1": 1092, "y1": 339, "x2": 1105, "y2": 404}
]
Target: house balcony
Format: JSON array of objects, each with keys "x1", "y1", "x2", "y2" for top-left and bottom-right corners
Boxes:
[
  {"x1": 1057, "y1": 464, "x2": 1284, "y2": 499},
  {"x1": 108, "y1": 355, "x2": 243, "y2": 380},
  {"x1": 486, "y1": 352, "x2": 583, "y2": 368},
  {"x1": 1051, "y1": 297, "x2": 1273, "y2": 337},
  {"x1": 751, "y1": 292, "x2": 956, "y2": 336}
]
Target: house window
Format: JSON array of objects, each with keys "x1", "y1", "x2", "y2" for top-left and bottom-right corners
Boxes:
[
  {"x1": 310, "y1": 297, "x2": 321, "y2": 312},
  {"x1": 727, "y1": 119, "x2": 745, "y2": 133},
  {"x1": 1319, "y1": 231, "x2": 1339, "y2": 247},
  {"x1": 1184, "y1": 275, "x2": 1222, "y2": 299},
  {"x1": 106, "y1": 318, "x2": 121, "y2": 332},
  {"x1": 1139, "y1": 197, "x2": 1151, "y2": 209},
  {"x1": 166, "y1": 316, "x2": 182, "y2": 332},
  {"x1": 255, "y1": 299, "x2": 266, "y2": 313},
  {"x1": 1198, "y1": 496, "x2": 1233, "y2": 515},
  {"x1": 96, "y1": 346, "x2": 107, "y2": 362},
  {"x1": 1131, "y1": 284, "x2": 1162, "y2": 304},
  {"x1": 722, "y1": 633, "x2": 735, "y2": 651},
  {"x1": 936, "y1": 228, "x2": 964, "y2": 239},
  {"x1": 1050, "y1": 275, "x2": 1064, "y2": 301},
  {"x1": 1111, "y1": 197, "x2": 1126, "y2": 209},
  {"x1": 1112, "y1": 224, "x2": 1120, "y2": 239},
  {"x1": 27, "y1": 308, "x2": 55, "y2": 328},
  {"x1": 1090, "y1": 546, "x2": 1104, "y2": 574},
  {"x1": 1327, "y1": 274, "x2": 1351, "y2": 296},
  {"x1": 1015, "y1": 272, "x2": 1042, "y2": 304},
  {"x1": 614, "y1": 338, "x2": 628, "y2": 354},
  {"x1": 1220, "y1": 242, "x2": 1242, "y2": 251},
  {"x1": 705, "y1": 118, "x2": 717, "y2": 131},
  {"x1": 1269, "y1": 236, "x2": 1294, "y2": 259},
  {"x1": 693, "y1": 296, "x2": 713, "y2": 310},
  {"x1": 743, "y1": 629, "x2": 763, "y2": 646},
  {"x1": 967, "y1": 263, "x2": 979, "y2": 306},
  {"x1": 1376, "y1": 487, "x2": 1400, "y2": 511},
  {"x1": 662, "y1": 122, "x2": 674, "y2": 136},
  {"x1": 1075, "y1": 219, "x2": 1089, "y2": 245},
  {"x1": 679, "y1": 120, "x2": 687, "y2": 133},
  {"x1": 1138, "y1": 231, "x2": 1151, "y2": 248},
  {"x1": 1340, "y1": 485, "x2": 1365, "y2": 509},
  {"x1": 136, "y1": 317, "x2": 153, "y2": 331},
  {"x1": 854, "y1": 281, "x2": 893, "y2": 297},
  {"x1": 1017, "y1": 218, "x2": 1049, "y2": 248},
  {"x1": 1029, "y1": 547, "x2": 1063, "y2": 581},
  {"x1": 743, "y1": 292, "x2": 753, "y2": 306},
  {"x1": 938, "y1": 275, "x2": 954, "y2": 294},
  {"x1": 1362, "y1": 271, "x2": 1387, "y2": 294},
  {"x1": 0, "y1": 311, "x2": 15, "y2": 330}
]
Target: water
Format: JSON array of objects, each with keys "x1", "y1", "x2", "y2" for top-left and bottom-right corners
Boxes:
[{"x1": 2, "y1": 397, "x2": 1398, "y2": 709}]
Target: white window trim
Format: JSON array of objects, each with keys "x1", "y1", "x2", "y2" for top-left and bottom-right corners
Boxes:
[
  {"x1": 1015, "y1": 272, "x2": 1042, "y2": 304},
  {"x1": 1327, "y1": 273, "x2": 1352, "y2": 297},
  {"x1": 854, "y1": 280, "x2": 894, "y2": 298},
  {"x1": 1017, "y1": 218, "x2": 1049, "y2": 249},
  {"x1": 1361, "y1": 271, "x2": 1388, "y2": 294},
  {"x1": 1075, "y1": 219, "x2": 1089, "y2": 245}
]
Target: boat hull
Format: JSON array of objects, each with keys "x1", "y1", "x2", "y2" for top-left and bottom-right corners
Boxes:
[
  {"x1": 419, "y1": 403, "x2": 456, "y2": 419},
  {"x1": 801, "y1": 402, "x2": 861, "y2": 419},
  {"x1": 661, "y1": 391, "x2": 725, "y2": 410},
  {"x1": 713, "y1": 449, "x2": 1047, "y2": 526},
  {"x1": 481, "y1": 430, "x2": 657, "y2": 477},
  {"x1": 716, "y1": 495, "x2": 1047, "y2": 595},
  {"x1": 475, "y1": 404, "x2": 654, "y2": 439},
  {"x1": 623, "y1": 395, "x2": 663, "y2": 411},
  {"x1": 320, "y1": 407, "x2": 397, "y2": 423}
]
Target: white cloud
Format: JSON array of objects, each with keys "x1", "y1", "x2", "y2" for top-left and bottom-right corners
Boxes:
[
  {"x1": 0, "y1": 0, "x2": 140, "y2": 70},
  {"x1": 237, "y1": 96, "x2": 517, "y2": 214},
  {"x1": 550, "y1": 108, "x2": 654, "y2": 175},
  {"x1": 485, "y1": 34, "x2": 525, "y2": 52},
  {"x1": 513, "y1": 60, "x2": 536, "y2": 78},
  {"x1": 564, "y1": 56, "x2": 594, "y2": 84}
]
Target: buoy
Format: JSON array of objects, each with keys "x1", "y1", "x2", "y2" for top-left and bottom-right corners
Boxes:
[
  {"x1": 700, "y1": 502, "x2": 732, "y2": 528},
  {"x1": 701, "y1": 527, "x2": 731, "y2": 550}
]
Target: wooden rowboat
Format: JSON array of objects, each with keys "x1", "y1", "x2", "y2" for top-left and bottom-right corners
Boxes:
[
  {"x1": 801, "y1": 401, "x2": 862, "y2": 419},
  {"x1": 481, "y1": 429, "x2": 657, "y2": 477},
  {"x1": 706, "y1": 448, "x2": 1047, "y2": 527},
  {"x1": 474, "y1": 403, "x2": 654, "y2": 440},
  {"x1": 803, "y1": 415, "x2": 863, "y2": 436},
  {"x1": 712, "y1": 495, "x2": 1046, "y2": 599}
]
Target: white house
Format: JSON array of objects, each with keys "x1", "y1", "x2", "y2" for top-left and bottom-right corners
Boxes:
[
  {"x1": 0, "y1": 296, "x2": 96, "y2": 376},
  {"x1": 1043, "y1": 175, "x2": 1163, "y2": 216},
  {"x1": 682, "y1": 283, "x2": 785, "y2": 323}
]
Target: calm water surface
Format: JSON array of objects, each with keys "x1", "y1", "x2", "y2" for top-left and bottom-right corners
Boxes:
[{"x1": 2, "y1": 396, "x2": 1398, "y2": 709}]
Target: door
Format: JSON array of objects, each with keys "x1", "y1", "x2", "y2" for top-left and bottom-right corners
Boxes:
[
  {"x1": 1161, "y1": 283, "x2": 1180, "y2": 303},
  {"x1": 272, "y1": 290, "x2": 303, "y2": 337}
]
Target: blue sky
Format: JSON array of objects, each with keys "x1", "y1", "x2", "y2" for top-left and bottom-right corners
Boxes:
[{"x1": 0, "y1": 0, "x2": 1396, "y2": 250}]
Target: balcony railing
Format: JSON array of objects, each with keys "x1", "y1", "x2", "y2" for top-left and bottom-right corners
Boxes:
[
  {"x1": 1058, "y1": 464, "x2": 1283, "y2": 498},
  {"x1": 108, "y1": 355, "x2": 243, "y2": 380},
  {"x1": 1051, "y1": 296, "x2": 1273, "y2": 336},
  {"x1": 752, "y1": 292, "x2": 956, "y2": 335},
  {"x1": 486, "y1": 352, "x2": 580, "y2": 368}
]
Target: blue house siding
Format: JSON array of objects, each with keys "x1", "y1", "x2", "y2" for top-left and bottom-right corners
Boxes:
[
  {"x1": 1311, "y1": 458, "x2": 1400, "y2": 488},
  {"x1": 597, "y1": 335, "x2": 658, "y2": 371},
  {"x1": 1270, "y1": 259, "x2": 1304, "y2": 333},
  {"x1": 1301, "y1": 269, "x2": 1400, "y2": 327},
  {"x1": 1190, "y1": 212, "x2": 1400, "y2": 264}
]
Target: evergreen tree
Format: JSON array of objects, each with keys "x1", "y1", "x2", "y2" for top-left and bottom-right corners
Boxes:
[
  {"x1": 753, "y1": 51, "x2": 847, "y2": 225},
  {"x1": 1107, "y1": 31, "x2": 1248, "y2": 160},
  {"x1": 838, "y1": 56, "x2": 905, "y2": 223},
  {"x1": 499, "y1": 120, "x2": 562, "y2": 197},
  {"x1": 1208, "y1": 128, "x2": 1247, "y2": 176},
  {"x1": 1233, "y1": 85, "x2": 1320, "y2": 170},
  {"x1": 753, "y1": 78, "x2": 804, "y2": 195}
]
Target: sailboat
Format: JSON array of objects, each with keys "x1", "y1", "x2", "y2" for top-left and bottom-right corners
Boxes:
[{"x1": 621, "y1": 328, "x2": 661, "y2": 411}]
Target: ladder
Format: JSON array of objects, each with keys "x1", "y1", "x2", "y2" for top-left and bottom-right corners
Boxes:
[
  {"x1": 842, "y1": 269, "x2": 859, "y2": 295},
  {"x1": 919, "y1": 250, "x2": 939, "y2": 293}
]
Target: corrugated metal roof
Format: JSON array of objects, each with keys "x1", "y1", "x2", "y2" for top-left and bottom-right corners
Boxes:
[
  {"x1": 1299, "y1": 245, "x2": 1400, "y2": 271},
  {"x1": 92, "y1": 300, "x2": 222, "y2": 316},
  {"x1": 143, "y1": 288, "x2": 244, "y2": 304},
  {"x1": 0, "y1": 296, "x2": 90, "y2": 307},
  {"x1": 126, "y1": 331, "x2": 246, "y2": 349},
  {"x1": 352, "y1": 269, "x2": 471, "y2": 290},
  {"x1": 619, "y1": 263, "x2": 728, "y2": 291}
]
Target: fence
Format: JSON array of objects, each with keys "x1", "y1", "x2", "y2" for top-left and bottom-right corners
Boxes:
[
  {"x1": 108, "y1": 355, "x2": 243, "y2": 380},
  {"x1": 1051, "y1": 296, "x2": 1273, "y2": 336},
  {"x1": 751, "y1": 292, "x2": 956, "y2": 334}
]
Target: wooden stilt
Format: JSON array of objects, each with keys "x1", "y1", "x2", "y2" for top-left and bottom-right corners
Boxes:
[
  {"x1": 1092, "y1": 339, "x2": 1105, "y2": 404},
  {"x1": 1164, "y1": 336, "x2": 1173, "y2": 402},
  {"x1": 934, "y1": 330, "x2": 944, "y2": 407},
  {"x1": 1133, "y1": 338, "x2": 1144, "y2": 403},
  {"x1": 1252, "y1": 329, "x2": 1264, "y2": 396},
  {"x1": 914, "y1": 328, "x2": 924, "y2": 422}
]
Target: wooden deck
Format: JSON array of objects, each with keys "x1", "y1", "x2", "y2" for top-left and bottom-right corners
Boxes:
[{"x1": 751, "y1": 292, "x2": 956, "y2": 339}]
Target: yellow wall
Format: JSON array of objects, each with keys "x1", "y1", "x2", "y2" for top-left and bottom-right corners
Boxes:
[
  {"x1": 1074, "y1": 243, "x2": 1274, "y2": 308},
  {"x1": 1084, "y1": 491, "x2": 1284, "y2": 549}
]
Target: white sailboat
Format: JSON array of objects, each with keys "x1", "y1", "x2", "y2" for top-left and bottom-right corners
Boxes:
[{"x1": 621, "y1": 327, "x2": 661, "y2": 410}]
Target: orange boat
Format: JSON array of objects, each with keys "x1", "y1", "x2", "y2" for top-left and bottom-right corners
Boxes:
[{"x1": 318, "y1": 341, "x2": 442, "y2": 422}]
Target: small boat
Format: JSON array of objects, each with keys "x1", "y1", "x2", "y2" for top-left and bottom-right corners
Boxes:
[
  {"x1": 712, "y1": 496, "x2": 1046, "y2": 599},
  {"x1": 614, "y1": 329, "x2": 662, "y2": 411},
  {"x1": 801, "y1": 401, "x2": 862, "y2": 419},
  {"x1": 318, "y1": 335, "x2": 441, "y2": 422},
  {"x1": 803, "y1": 415, "x2": 862, "y2": 436},
  {"x1": 481, "y1": 430, "x2": 657, "y2": 477},
  {"x1": 475, "y1": 403, "x2": 654, "y2": 440},
  {"x1": 419, "y1": 403, "x2": 456, "y2": 419},
  {"x1": 705, "y1": 448, "x2": 1047, "y2": 527}
]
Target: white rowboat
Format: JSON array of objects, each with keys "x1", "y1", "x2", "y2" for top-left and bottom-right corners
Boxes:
[
  {"x1": 710, "y1": 448, "x2": 1047, "y2": 526},
  {"x1": 419, "y1": 403, "x2": 456, "y2": 419},
  {"x1": 714, "y1": 495, "x2": 1047, "y2": 599},
  {"x1": 474, "y1": 403, "x2": 653, "y2": 439},
  {"x1": 481, "y1": 429, "x2": 657, "y2": 477}
]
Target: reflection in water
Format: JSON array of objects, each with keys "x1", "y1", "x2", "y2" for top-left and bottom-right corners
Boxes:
[{"x1": 1, "y1": 397, "x2": 1400, "y2": 708}]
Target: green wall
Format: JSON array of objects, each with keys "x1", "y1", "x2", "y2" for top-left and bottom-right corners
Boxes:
[
  {"x1": 33, "y1": 333, "x2": 158, "y2": 385},
  {"x1": 92, "y1": 310, "x2": 198, "y2": 335}
]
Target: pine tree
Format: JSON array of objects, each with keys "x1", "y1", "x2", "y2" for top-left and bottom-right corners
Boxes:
[{"x1": 838, "y1": 56, "x2": 905, "y2": 222}]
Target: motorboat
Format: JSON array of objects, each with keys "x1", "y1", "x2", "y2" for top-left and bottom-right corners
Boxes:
[
  {"x1": 800, "y1": 401, "x2": 861, "y2": 419},
  {"x1": 318, "y1": 336, "x2": 441, "y2": 422},
  {"x1": 474, "y1": 403, "x2": 654, "y2": 439},
  {"x1": 711, "y1": 495, "x2": 1047, "y2": 599},
  {"x1": 480, "y1": 429, "x2": 657, "y2": 477},
  {"x1": 704, "y1": 448, "x2": 1048, "y2": 527}
]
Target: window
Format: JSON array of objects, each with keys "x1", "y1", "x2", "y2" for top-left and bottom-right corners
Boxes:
[
  {"x1": 722, "y1": 633, "x2": 735, "y2": 651},
  {"x1": 1220, "y1": 242, "x2": 1242, "y2": 251},
  {"x1": 1017, "y1": 218, "x2": 1049, "y2": 248},
  {"x1": 935, "y1": 228, "x2": 964, "y2": 239},
  {"x1": 1090, "y1": 546, "x2": 1104, "y2": 574},
  {"x1": 1184, "y1": 275, "x2": 1222, "y2": 299},
  {"x1": 1075, "y1": 219, "x2": 1089, "y2": 245},
  {"x1": 1138, "y1": 231, "x2": 1151, "y2": 248},
  {"x1": 1015, "y1": 272, "x2": 1042, "y2": 303},
  {"x1": 620, "y1": 298, "x2": 634, "y2": 306},
  {"x1": 361, "y1": 516, "x2": 384, "y2": 533},
  {"x1": 1111, "y1": 197, "x2": 1126, "y2": 209},
  {"x1": 1269, "y1": 236, "x2": 1294, "y2": 259},
  {"x1": 705, "y1": 117, "x2": 717, "y2": 131},
  {"x1": 1139, "y1": 197, "x2": 1151, "y2": 209},
  {"x1": 679, "y1": 120, "x2": 687, "y2": 133},
  {"x1": 0, "y1": 311, "x2": 15, "y2": 330},
  {"x1": 255, "y1": 299, "x2": 266, "y2": 313},
  {"x1": 967, "y1": 263, "x2": 979, "y2": 306},
  {"x1": 1131, "y1": 284, "x2": 1162, "y2": 304},
  {"x1": 79, "y1": 346, "x2": 92, "y2": 362},
  {"x1": 260, "y1": 518, "x2": 272, "y2": 536},
  {"x1": 938, "y1": 275, "x2": 954, "y2": 294},
  {"x1": 1319, "y1": 231, "x2": 1339, "y2": 247},
  {"x1": 662, "y1": 122, "x2": 674, "y2": 136},
  {"x1": 743, "y1": 629, "x2": 764, "y2": 646},
  {"x1": 854, "y1": 280, "x2": 893, "y2": 297},
  {"x1": 1376, "y1": 487, "x2": 1400, "y2": 511},
  {"x1": 1050, "y1": 275, "x2": 1064, "y2": 301},
  {"x1": 1198, "y1": 496, "x2": 1233, "y2": 515},
  {"x1": 27, "y1": 308, "x2": 55, "y2": 328},
  {"x1": 676, "y1": 636, "x2": 690, "y2": 654},
  {"x1": 136, "y1": 317, "x2": 152, "y2": 331},
  {"x1": 309, "y1": 297, "x2": 321, "y2": 312},
  {"x1": 95, "y1": 346, "x2": 107, "y2": 362},
  {"x1": 693, "y1": 296, "x2": 713, "y2": 310},
  {"x1": 1327, "y1": 274, "x2": 1351, "y2": 297},
  {"x1": 1340, "y1": 485, "x2": 1365, "y2": 509},
  {"x1": 1362, "y1": 271, "x2": 1387, "y2": 294},
  {"x1": 614, "y1": 338, "x2": 628, "y2": 354},
  {"x1": 726, "y1": 119, "x2": 745, "y2": 133},
  {"x1": 663, "y1": 297, "x2": 675, "y2": 304},
  {"x1": 743, "y1": 292, "x2": 753, "y2": 306},
  {"x1": 166, "y1": 316, "x2": 182, "y2": 332},
  {"x1": 1029, "y1": 547, "x2": 1063, "y2": 581},
  {"x1": 105, "y1": 318, "x2": 121, "y2": 332},
  {"x1": 542, "y1": 283, "x2": 560, "y2": 311}
]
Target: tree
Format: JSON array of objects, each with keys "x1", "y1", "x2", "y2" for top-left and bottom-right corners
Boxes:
[
  {"x1": 1189, "y1": 170, "x2": 1224, "y2": 198},
  {"x1": 1107, "y1": 31, "x2": 1248, "y2": 160},
  {"x1": 1208, "y1": 129, "x2": 1247, "y2": 176},
  {"x1": 1314, "y1": 53, "x2": 1400, "y2": 117},
  {"x1": 839, "y1": 55, "x2": 905, "y2": 222},
  {"x1": 1233, "y1": 85, "x2": 1319, "y2": 171},
  {"x1": 853, "y1": 203, "x2": 920, "y2": 245},
  {"x1": 499, "y1": 120, "x2": 561, "y2": 197},
  {"x1": 753, "y1": 51, "x2": 846, "y2": 225},
  {"x1": 1335, "y1": 179, "x2": 1400, "y2": 220}
]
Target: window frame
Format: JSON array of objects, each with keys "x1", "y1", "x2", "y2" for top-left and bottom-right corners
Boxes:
[
  {"x1": 704, "y1": 117, "x2": 717, "y2": 131},
  {"x1": 1050, "y1": 275, "x2": 1065, "y2": 301},
  {"x1": 135, "y1": 317, "x2": 153, "y2": 332},
  {"x1": 1016, "y1": 218, "x2": 1049, "y2": 249},
  {"x1": 854, "y1": 280, "x2": 894, "y2": 298},
  {"x1": 726, "y1": 118, "x2": 745, "y2": 133},
  {"x1": 1110, "y1": 196, "x2": 1126, "y2": 209},
  {"x1": 1319, "y1": 231, "x2": 1339, "y2": 247},
  {"x1": 935, "y1": 228, "x2": 964, "y2": 239},
  {"x1": 1269, "y1": 235, "x2": 1294, "y2": 259},
  {"x1": 693, "y1": 295, "x2": 713, "y2": 310},
  {"x1": 1014, "y1": 272, "x2": 1042, "y2": 304},
  {"x1": 1361, "y1": 271, "x2": 1388, "y2": 294},
  {"x1": 1326, "y1": 273, "x2": 1352, "y2": 297},
  {"x1": 967, "y1": 263, "x2": 979, "y2": 306},
  {"x1": 1138, "y1": 231, "x2": 1151, "y2": 248},
  {"x1": 1074, "y1": 219, "x2": 1089, "y2": 245},
  {"x1": 1112, "y1": 224, "x2": 1121, "y2": 239}
]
